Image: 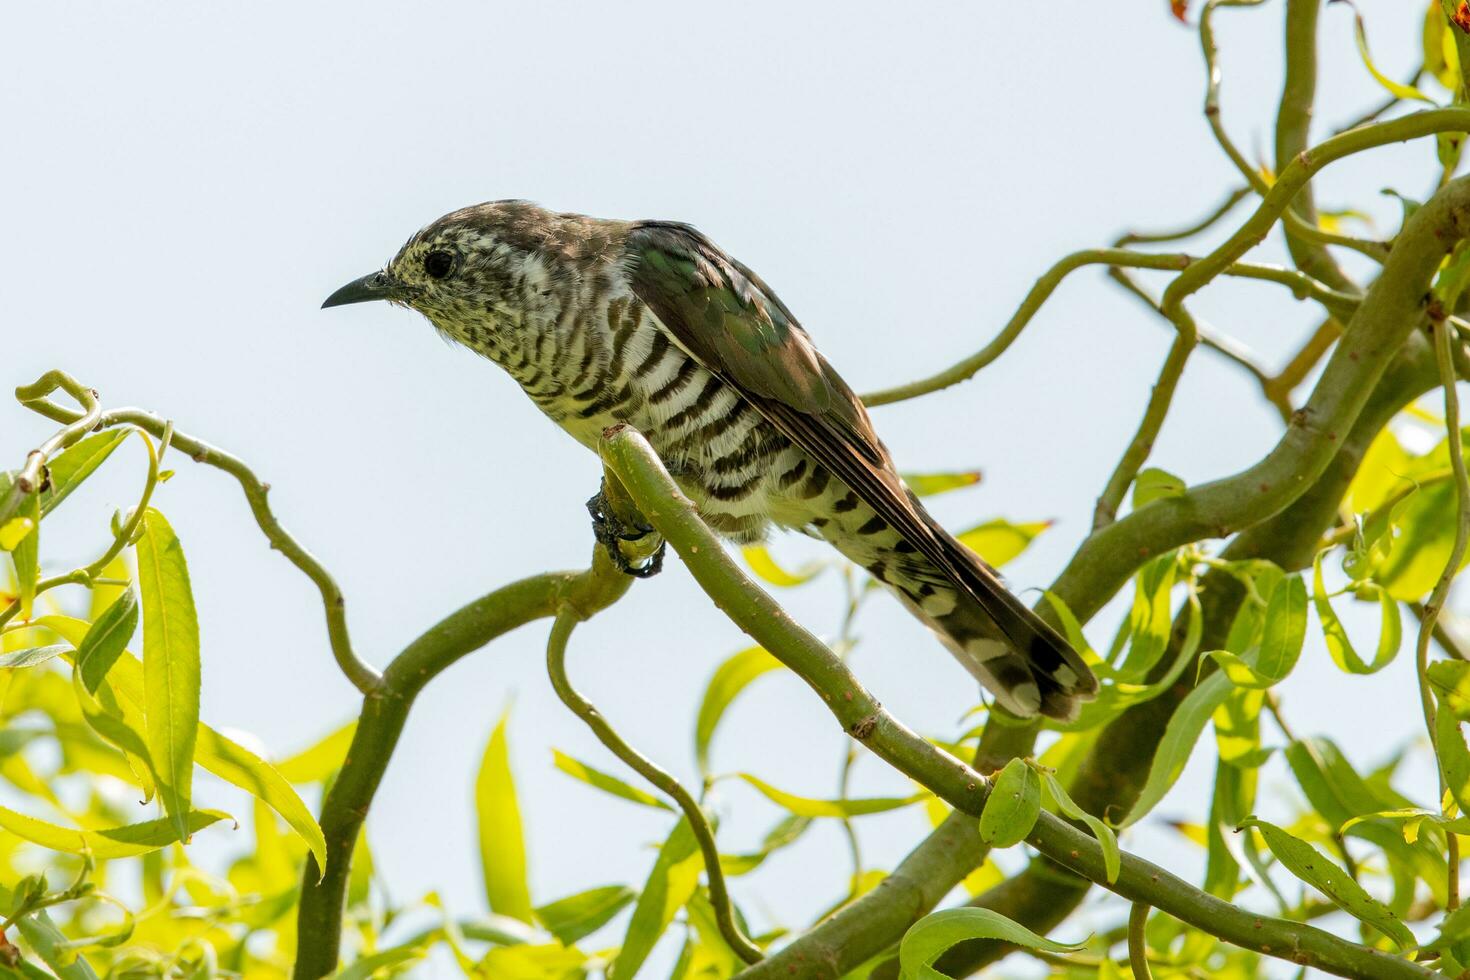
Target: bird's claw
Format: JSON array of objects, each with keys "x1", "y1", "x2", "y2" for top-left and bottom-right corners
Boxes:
[{"x1": 586, "y1": 488, "x2": 665, "y2": 578}]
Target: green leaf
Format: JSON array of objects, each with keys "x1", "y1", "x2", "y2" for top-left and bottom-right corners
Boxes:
[
  {"x1": 613, "y1": 817, "x2": 703, "y2": 980},
  {"x1": 335, "y1": 945, "x2": 431, "y2": 980},
  {"x1": 0, "y1": 644, "x2": 71, "y2": 669},
  {"x1": 0, "y1": 517, "x2": 34, "y2": 551},
  {"x1": 978, "y1": 759, "x2": 1040, "y2": 848},
  {"x1": 552, "y1": 749, "x2": 671, "y2": 810},
  {"x1": 1036, "y1": 767, "x2": 1119, "y2": 882},
  {"x1": 955, "y1": 519, "x2": 1051, "y2": 568},
  {"x1": 71, "y1": 665, "x2": 156, "y2": 798},
  {"x1": 40, "y1": 430, "x2": 129, "y2": 517},
  {"x1": 1132, "y1": 467, "x2": 1186, "y2": 508},
  {"x1": 1436, "y1": 706, "x2": 1470, "y2": 817},
  {"x1": 719, "y1": 814, "x2": 810, "y2": 876},
  {"x1": 77, "y1": 587, "x2": 138, "y2": 693},
  {"x1": 737, "y1": 773, "x2": 926, "y2": 818},
  {"x1": 1431, "y1": 660, "x2": 1470, "y2": 720},
  {"x1": 535, "y1": 884, "x2": 636, "y2": 946},
  {"x1": 275, "y1": 719, "x2": 357, "y2": 783},
  {"x1": 11, "y1": 492, "x2": 39, "y2": 619},
  {"x1": 899, "y1": 908, "x2": 1084, "y2": 979},
  {"x1": 1345, "y1": 2, "x2": 1437, "y2": 104},
  {"x1": 136, "y1": 508, "x2": 201, "y2": 842},
  {"x1": 34, "y1": 614, "x2": 328, "y2": 876},
  {"x1": 741, "y1": 545, "x2": 823, "y2": 587},
  {"x1": 901, "y1": 471, "x2": 982, "y2": 497},
  {"x1": 1213, "y1": 688, "x2": 1271, "y2": 769},
  {"x1": 694, "y1": 646, "x2": 784, "y2": 774},
  {"x1": 1312, "y1": 551, "x2": 1400, "y2": 674},
  {"x1": 1122, "y1": 667, "x2": 1236, "y2": 826},
  {"x1": 1241, "y1": 817, "x2": 1416, "y2": 950},
  {"x1": 0, "y1": 804, "x2": 230, "y2": 859},
  {"x1": 477, "y1": 709, "x2": 532, "y2": 923}
]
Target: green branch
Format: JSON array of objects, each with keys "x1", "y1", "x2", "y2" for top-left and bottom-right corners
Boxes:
[
  {"x1": 293, "y1": 567, "x2": 616, "y2": 977},
  {"x1": 1058, "y1": 170, "x2": 1470, "y2": 626},
  {"x1": 599, "y1": 426, "x2": 1437, "y2": 980}
]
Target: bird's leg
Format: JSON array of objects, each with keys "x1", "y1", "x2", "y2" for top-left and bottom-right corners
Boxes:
[{"x1": 586, "y1": 480, "x2": 666, "y2": 578}]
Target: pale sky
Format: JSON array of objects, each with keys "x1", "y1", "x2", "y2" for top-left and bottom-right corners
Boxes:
[{"x1": 1, "y1": 2, "x2": 1436, "y2": 975}]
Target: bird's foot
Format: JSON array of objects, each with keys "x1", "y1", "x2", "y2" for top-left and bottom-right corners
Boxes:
[{"x1": 586, "y1": 486, "x2": 666, "y2": 578}]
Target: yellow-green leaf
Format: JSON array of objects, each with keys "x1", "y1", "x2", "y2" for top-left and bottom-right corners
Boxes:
[
  {"x1": 0, "y1": 517, "x2": 34, "y2": 551},
  {"x1": 741, "y1": 545, "x2": 823, "y2": 587},
  {"x1": 477, "y1": 709, "x2": 532, "y2": 923},
  {"x1": 40, "y1": 429, "x2": 129, "y2": 517},
  {"x1": 11, "y1": 493, "x2": 39, "y2": 619},
  {"x1": 34, "y1": 614, "x2": 326, "y2": 874},
  {"x1": 136, "y1": 508, "x2": 201, "y2": 842},
  {"x1": 978, "y1": 758, "x2": 1040, "y2": 848},
  {"x1": 1037, "y1": 766, "x2": 1119, "y2": 883},
  {"x1": 955, "y1": 519, "x2": 1051, "y2": 568},
  {"x1": 535, "y1": 884, "x2": 636, "y2": 946},
  {"x1": 0, "y1": 804, "x2": 230, "y2": 859},
  {"x1": 1132, "y1": 467, "x2": 1186, "y2": 508},
  {"x1": 900, "y1": 908, "x2": 1084, "y2": 979},
  {"x1": 77, "y1": 587, "x2": 138, "y2": 694},
  {"x1": 901, "y1": 471, "x2": 982, "y2": 497},
  {"x1": 1312, "y1": 552, "x2": 1400, "y2": 674},
  {"x1": 613, "y1": 817, "x2": 703, "y2": 980},
  {"x1": 738, "y1": 773, "x2": 926, "y2": 818},
  {"x1": 694, "y1": 646, "x2": 784, "y2": 774},
  {"x1": 1346, "y1": 2, "x2": 1437, "y2": 104},
  {"x1": 275, "y1": 719, "x2": 358, "y2": 783},
  {"x1": 1241, "y1": 817, "x2": 1416, "y2": 950},
  {"x1": 552, "y1": 749, "x2": 671, "y2": 810}
]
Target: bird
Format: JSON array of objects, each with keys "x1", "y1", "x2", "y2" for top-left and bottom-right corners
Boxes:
[{"x1": 322, "y1": 201, "x2": 1097, "y2": 720}]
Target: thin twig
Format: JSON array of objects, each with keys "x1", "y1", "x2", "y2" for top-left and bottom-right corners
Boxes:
[
  {"x1": 1419, "y1": 312, "x2": 1470, "y2": 912},
  {"x1": 14, "y1": 387, "x2": 383, "y2": 695},
  {"x1": 0, "y1": 371, "x2": 101, "y2": 526},
  {"x1": 1128, "y1": 902, "x2": 1154, "y2": 980},
  {"x1": 544, "y1": 606, "x2": 763, "y2": 965}
]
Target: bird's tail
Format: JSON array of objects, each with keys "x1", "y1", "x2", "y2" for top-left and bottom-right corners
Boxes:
[{"x1": 838, "y1": 517, "x2": 1098, "y2": 721}]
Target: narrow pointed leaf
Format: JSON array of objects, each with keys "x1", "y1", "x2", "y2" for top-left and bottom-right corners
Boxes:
[
  {"x1": 979, "y1": 758, "x2": 1040, "y2": 848},
  {"x1": 613, "y1": 817, "x2": 703, "y2": 980},
  {"x1": 77, "y1": 587, "x2": 138, "y2": 693},
  {"x1": 1313, "y1": 552, "x2": 1399, "y2": 674},
  {"x1": 0, "y1": 645, "x2": 71, "y2": 669},
  {"x1": 694, "y1": 646, "x2": 784, "y2": 773},
  {"x1": 0, "y1": 804, "x2": 230, "y2": 859},
  {"x1": 1122, "y1": 668, "x2": 1236, "y2": 826},
  {"x1": 535, "y1": 884, "x2": 636, "y2": 946},
  {"x1": 477, "y1": 709, "x2": 532, "y2": 923},
  {"x1": 901, "y1": 471, "x2": 982, "y2": 497},
  {"x1": 741, "y1": 545, "x2": 822, "y2": 587},
  {"x1": 1241, "y1": 818, "x2": 1416, "y2": 949},
  {"x1": 136, "y1": 508, "x2": 201, "y2": 842},
  {"x1": 552, "y1": 749, "x2": 671, "y2": 810},
  {"x1": 1436, "y1": 707, "x2": 1470, "y2": 817},
  {"x1": 900, "y1": 908, "x2": 1084, "y2": 979},
  {"x1": 738, "y1": 773, "x2": 926, "y2": 818},
  {"x1": 275, "y1": 719, "x2": 358, "y2": 783},
  {"x1": 11, "y1": 493, "x2": 39, "y2": 619},
  {"x1": 40, "y1": 430, "x2": 129, "y2": 516},
  {"x1": 1037, "y1": 767, "x2": 1119, "y2": 883},
  {"x1": 35, "y1": 614, "x2": 326, "y2": 873},
  {"x1": 955, "y1": 519, "x2": 1050, "y2": 568}
]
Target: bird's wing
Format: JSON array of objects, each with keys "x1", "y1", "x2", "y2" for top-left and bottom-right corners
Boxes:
[{"x1": 623, "y1": 222, "x2": 1088, "y2": 687}]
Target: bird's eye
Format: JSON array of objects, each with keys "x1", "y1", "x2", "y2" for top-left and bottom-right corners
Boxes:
[{"x1": 423, "y1": 250, "x2": 456, "y2": 280}]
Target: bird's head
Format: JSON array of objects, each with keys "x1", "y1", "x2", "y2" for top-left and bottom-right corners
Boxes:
[{"x1": 321, "y1": 201, "x2": 623, "y2": 345}]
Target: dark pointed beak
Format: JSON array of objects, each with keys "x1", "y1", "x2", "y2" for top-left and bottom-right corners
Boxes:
[{"x1": 321, "y1": 270, "x2": 401, "y2": 309}]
